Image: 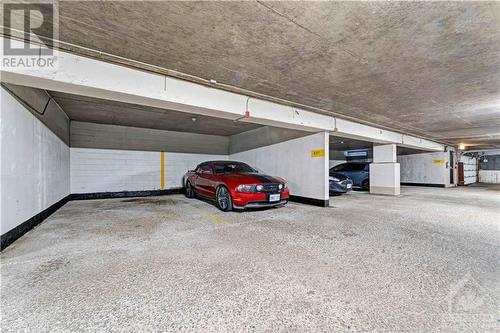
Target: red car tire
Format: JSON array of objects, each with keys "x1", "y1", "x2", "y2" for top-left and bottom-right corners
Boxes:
[{"x1": 185, "y1": 181, "x2": 195, "y2": 198}]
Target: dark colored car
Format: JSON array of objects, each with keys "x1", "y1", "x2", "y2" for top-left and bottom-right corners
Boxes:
[
  {"x1": 330, "y1": 162, "x2": 370, "y2": 190},
  {"x1": 184, "y1": 161, "x2": 289, "y2": 211},
  {"x1": 329, "y1": 172, "x2": 353, "y2": 194}
]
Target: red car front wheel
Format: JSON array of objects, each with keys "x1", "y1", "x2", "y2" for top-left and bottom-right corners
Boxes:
[{"x1": 216, "y1": 186, "x2": 233, "y2": 211}]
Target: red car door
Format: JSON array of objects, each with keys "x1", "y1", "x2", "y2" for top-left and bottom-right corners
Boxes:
[{"x1": 195, "y1": 164, "x2": 216, "y2": 198}]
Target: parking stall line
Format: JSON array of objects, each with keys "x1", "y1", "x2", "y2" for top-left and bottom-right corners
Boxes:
[{"x1": 206, "y1": 214, "x2": 229, "y2": 226}]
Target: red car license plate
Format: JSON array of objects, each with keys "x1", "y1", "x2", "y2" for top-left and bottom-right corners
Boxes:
[{"x1": 269, "y1": 194, "x2": 280, "y2": 202}]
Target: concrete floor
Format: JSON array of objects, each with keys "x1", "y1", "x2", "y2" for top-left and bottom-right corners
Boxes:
[{"x1": 1, "y1": 185, "x2": 499, "y2": 332}]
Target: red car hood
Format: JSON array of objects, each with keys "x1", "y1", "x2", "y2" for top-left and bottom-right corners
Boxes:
[{"x1": 221, "y1": 172, "x2": 285, "y2": 184}]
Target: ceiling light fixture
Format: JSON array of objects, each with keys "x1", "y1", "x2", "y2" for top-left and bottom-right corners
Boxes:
[
  {"x1": 458, "y1": 143, "x2": 465, "y2": 150},
  {"x1": 191, "y1": 117, "x2": 197, "y2": 122}
]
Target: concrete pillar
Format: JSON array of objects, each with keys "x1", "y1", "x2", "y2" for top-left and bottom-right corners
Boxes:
[{"x1": 370, "y1": 144, "x2": 400, "y2": 195}]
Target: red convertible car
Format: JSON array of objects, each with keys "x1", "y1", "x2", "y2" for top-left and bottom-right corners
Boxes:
[{"x1": 184, "y1": 161, "x2": 289, "y2": 211}]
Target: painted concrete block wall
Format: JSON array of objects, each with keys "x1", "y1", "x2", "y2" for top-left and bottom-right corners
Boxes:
[
  {"x1": 398, "y1": 151, "x2": 451, "y2": 186},
  {"x1": 71, "y1": 148, "x2": 227, "y2": 193},
  {"x1": 230, "y1": 132, "x2": 329, "y2": 200},
  {"x1": 478, "y1": 170, "x2": 500, "y2": 183},
  {"x1": 1, "y1": 86, "x2": 70, "y2": 235}
]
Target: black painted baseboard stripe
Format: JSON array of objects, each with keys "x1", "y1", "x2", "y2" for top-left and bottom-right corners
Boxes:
[
  {"x1": 401, "y1": 182, "x2": 446, "y2": 188},
  {"x1": 1, "y1": 195, "x2": 70, "y2": 251},
  {"x1": 1, "y1": 189, "x2": 326, "y2": 251},
  {"x1": 69, "y1": 189, "x2": 182, "y2": 201},
  {"x1": 290, "y1": 195, "x2": 329, "y2": 207}
]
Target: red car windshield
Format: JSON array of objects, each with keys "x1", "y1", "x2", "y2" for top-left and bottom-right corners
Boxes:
[{"x1": 213, "y1": 162, "x2": 257, "y2": 174}]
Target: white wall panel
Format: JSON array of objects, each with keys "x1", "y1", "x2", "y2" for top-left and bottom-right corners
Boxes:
[
  {"x1": 479, "y1": 170, "x2": 500, "y2": 184},
  {"x1": 1, "y1": 87, "x2": 70, "y2": 235},
  {"x1": 166, "y1": 152, "x2": 228, "y2": 188},
  {"x1": 398, "y1": 151, "x2": 448, "y2": 186},
  {"x1": 230, "y1": 132, "x2": 329, "y2": 200},
  {"x1": 70, "y1": 148, "x2": 158, "y2": 193},
  {"x1": 71, "y1": 148, "x2": 227, "y2": 193}
]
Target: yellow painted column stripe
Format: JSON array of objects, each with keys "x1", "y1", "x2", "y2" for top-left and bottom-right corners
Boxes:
[{"x1": 160, "y1": 151, "x2": 165, "y2": 190}]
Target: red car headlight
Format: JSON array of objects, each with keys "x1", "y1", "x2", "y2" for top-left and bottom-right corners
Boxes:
[{"x1": 236, "y1": 184, "x2": 254, "y2": 192}]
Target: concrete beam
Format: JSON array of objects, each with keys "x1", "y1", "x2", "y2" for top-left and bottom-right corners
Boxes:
[
  {"x1": 401, "y1": 134, "x2": 444, "y2": 151},
  {"x1": 1, "y1": 37, "x2": 443, "y2": 151},
  {"x1": 2, "y1": 84, "x2": 70, "y2": 145},
  {"x1": 229, "y1": 126, "x2": 309, "y2": 154}
]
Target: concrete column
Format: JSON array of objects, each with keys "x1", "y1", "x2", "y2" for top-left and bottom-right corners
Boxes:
[
  {"x1": 370, "y1": 144, "x2": 400, "y2": 195},
  {"x1": 230, "y1": 131, "x2": 330, "y2": 207}
]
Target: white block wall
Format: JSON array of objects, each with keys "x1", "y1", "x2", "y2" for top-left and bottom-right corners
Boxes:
[
  {"x1": 1, "y1": 87, "x2": 70, "y2": 235},
  {"x1": 166, "y1": 152, "x2": 228, "y2": 188},
  {"x1": 230, "y1": 132, "x2": 329, "y2": 200},
  {"x1": 398, "y1": 151, "x2": 456, "y2": 186},
  {"x1": 479, "y1": 170, "x2": 500, "y2": 183},
  {"x1": 71, "y1": 148, "x2": 227, "y2": 193}
]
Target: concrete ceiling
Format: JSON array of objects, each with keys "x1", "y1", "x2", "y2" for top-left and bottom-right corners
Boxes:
[
  {"x1": 330, "y1": 136, "x2": 373, "y2": 152},
  {"x1": 5, "y1": 1, "x2": 500, "y2": 149},
  {"x1": 49, "y1": 91, "x2": 262, "y2": 136},
  {"x1": 330, "y1": 136, "x2": 432, "y2": 156}
]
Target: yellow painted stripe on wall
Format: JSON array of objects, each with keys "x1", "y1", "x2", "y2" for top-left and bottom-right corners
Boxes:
[{"x1": 160, "y1": 151, "x2": 165, "y2": 190}]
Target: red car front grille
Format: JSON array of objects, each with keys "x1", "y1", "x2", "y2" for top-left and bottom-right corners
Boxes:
[{"x1": 261, "y1": 184, "x2": 281, "y2": 193}]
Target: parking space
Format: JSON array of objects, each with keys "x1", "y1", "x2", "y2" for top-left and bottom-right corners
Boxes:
[{"x1": 2, "y1": 185, "x2": 498, "y2": 332}]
